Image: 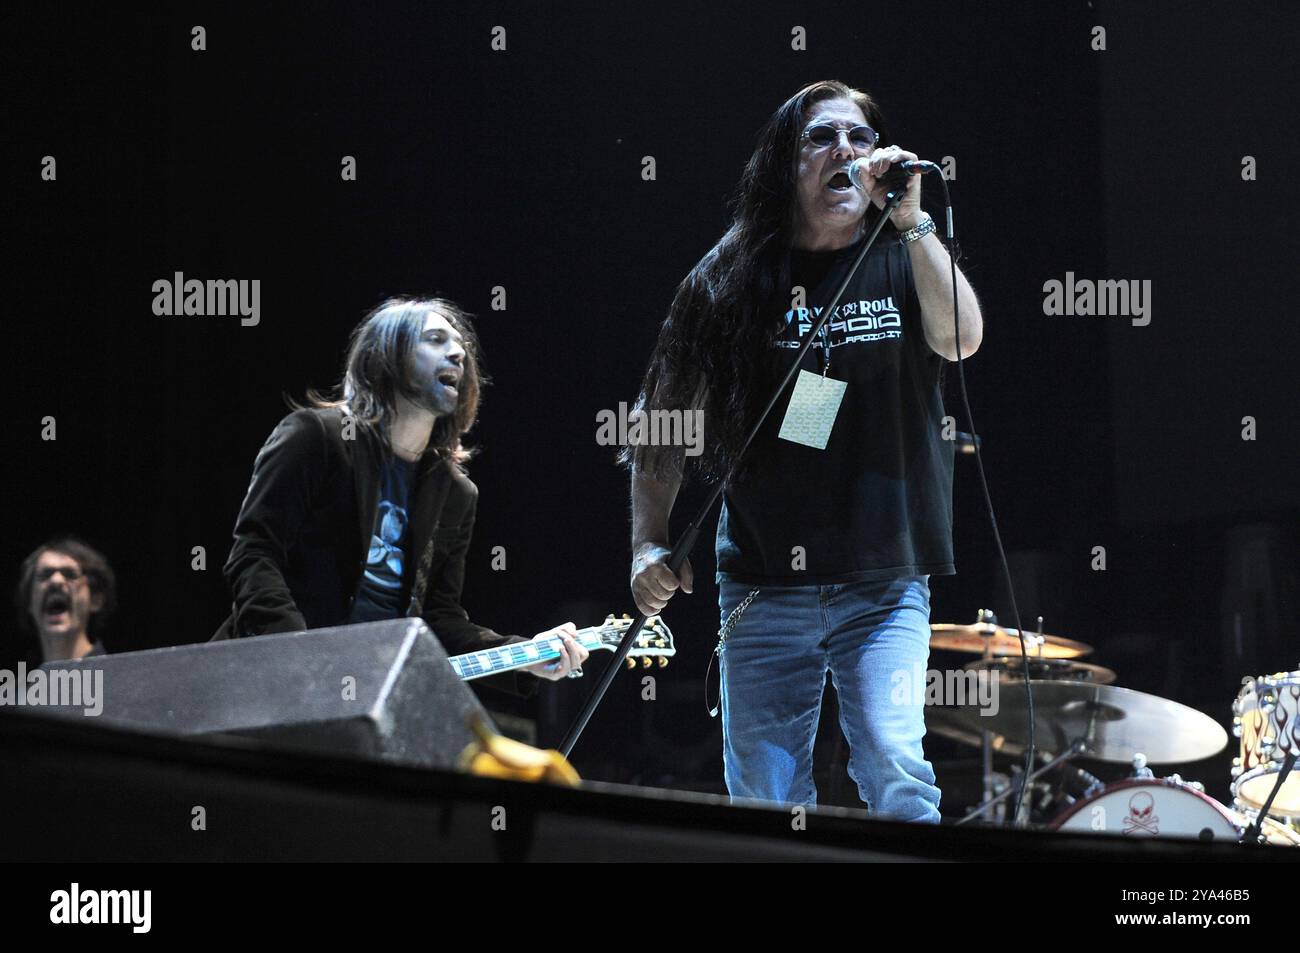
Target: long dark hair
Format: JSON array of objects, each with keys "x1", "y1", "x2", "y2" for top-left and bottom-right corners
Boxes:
[
  {"x1": 623, "y1": 80, "x2": 892, "y2": 483},
  {"x1": 300, "y1": 297, "x2": 487, "y2": 466}
]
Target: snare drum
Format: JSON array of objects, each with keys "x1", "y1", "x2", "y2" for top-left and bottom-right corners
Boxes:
[
  {"x1": 1049, "y1": 778, "x2": 1240, "y2": 841},
  {"x1": 1231, "y1": 671, "x2": 1300, "y2": 820}
]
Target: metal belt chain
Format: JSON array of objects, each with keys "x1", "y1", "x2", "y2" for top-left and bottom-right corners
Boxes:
[
  {"x1": 715, "y1": 588, "x2": 760, "y2": 654},
  {"x1": 706, "y1": 587, "x2": 760, "y2": 718}
]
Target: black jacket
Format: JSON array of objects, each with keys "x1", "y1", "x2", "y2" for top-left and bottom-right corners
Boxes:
[{"x1": 212, "y1": 408, "x2": 530, "y2": 691}]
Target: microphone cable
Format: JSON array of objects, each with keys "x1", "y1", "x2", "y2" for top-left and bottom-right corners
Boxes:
[{"x1": 928, "y1": 170, "x2": 1038, "y2": 826}]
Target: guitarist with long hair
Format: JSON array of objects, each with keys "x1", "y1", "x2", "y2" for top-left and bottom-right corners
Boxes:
[{"x1": 212, "y1": 297, "x2": 587, "y2": 687}]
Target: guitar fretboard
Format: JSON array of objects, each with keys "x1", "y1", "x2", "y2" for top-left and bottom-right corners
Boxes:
[{"x1": 450, "y1": 627, "x2": 607, "y2": 680}]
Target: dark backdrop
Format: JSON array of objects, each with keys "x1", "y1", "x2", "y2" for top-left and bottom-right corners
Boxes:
[{"x1": 7, "y1": 0, "x2": 1297, "y2": 810}]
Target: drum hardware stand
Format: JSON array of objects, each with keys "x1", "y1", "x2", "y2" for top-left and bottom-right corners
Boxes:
[
  {"x1": 975, "y1": 611, "x2": 1046, "y2": 826},
  {"x1": 977, "y1": 609, "x2": 999, "y2": 810},
  {"x1": 1241, "y1": 751, "x2": 1297, "y2": 844},
  {"x1": 957, "y1": 739, "x2": 1087, "y2": 826},
  {"x1": 963, "y1": 656, "x2": 1105, "y2": 827}
]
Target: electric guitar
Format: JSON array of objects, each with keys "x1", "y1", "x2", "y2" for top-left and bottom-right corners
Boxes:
[{"x1": 449, "y1": 614, "x2": 675, "y2": 681}]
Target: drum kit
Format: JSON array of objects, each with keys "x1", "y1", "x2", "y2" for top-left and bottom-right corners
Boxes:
[{"x1": 926, "y1": 611, "x2": 1300, "y2": 846}]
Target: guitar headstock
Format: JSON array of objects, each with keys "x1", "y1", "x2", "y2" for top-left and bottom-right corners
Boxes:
[{"x1": 596, "y1": 614, "x2": 676, "y2": 669}]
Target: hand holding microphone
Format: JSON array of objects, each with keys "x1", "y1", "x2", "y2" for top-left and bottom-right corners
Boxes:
[{"x1": 847, "y1": 146, "x2": 939, "y2": 231}]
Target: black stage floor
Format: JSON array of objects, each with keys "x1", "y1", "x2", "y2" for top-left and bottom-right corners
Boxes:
[{"x1": 3, "y1": 710, "x2": 1294, "y2": 864}]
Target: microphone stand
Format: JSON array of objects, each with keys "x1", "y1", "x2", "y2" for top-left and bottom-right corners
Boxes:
[{"x1": 560, "y1": 179, "x2": 913, "y2": 757}]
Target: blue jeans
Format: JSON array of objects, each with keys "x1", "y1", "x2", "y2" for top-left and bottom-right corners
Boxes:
[{"x1": 718, "y1": 576, "x2": 941, "y2": 823}]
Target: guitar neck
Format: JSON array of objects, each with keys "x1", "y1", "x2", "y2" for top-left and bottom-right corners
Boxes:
[{"x1": 450, "y1": 626, "x2": 606, "y2": 681}]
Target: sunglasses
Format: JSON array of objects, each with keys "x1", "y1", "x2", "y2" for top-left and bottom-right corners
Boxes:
[{"x1": 801, "y1": 123, "x2": 879, "y2": 151}]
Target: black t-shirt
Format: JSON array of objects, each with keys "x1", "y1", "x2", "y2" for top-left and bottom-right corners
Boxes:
[
  {"x1": 716, "y1": 232, "x2": 955, "y2": 585},
  {"x1": 350, "y1": 454, "x2": 419, "y2": 623}
]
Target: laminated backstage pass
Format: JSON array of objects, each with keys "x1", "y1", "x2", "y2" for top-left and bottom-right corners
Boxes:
[{"x1": 777, "y1": 370, "x2": 846, "y2": 450}]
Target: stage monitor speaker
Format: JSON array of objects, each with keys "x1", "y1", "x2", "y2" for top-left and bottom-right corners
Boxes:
[{"x1": 33, "y1": 618, "x2": 494, "y2": 769}]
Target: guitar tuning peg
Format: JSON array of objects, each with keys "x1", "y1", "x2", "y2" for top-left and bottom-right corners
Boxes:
[
  {"x1": 622, "y1": 614, "x2": 631, "y2": 621},
  {"x1": 605, "y1": 614, "x2": 615, "y2": 624},
  {"x1": 642, "y1": 657, "x2": 652, "y2": 668},
  {"x1": 654, "y1": 639, "x2": 666, "y2": 648},
  {"x1": 658, "y1": 657, "x2": 668, "y2": 668},
  {"x1": 625, "y1": 658, "x2": 636, "y2": 670}
]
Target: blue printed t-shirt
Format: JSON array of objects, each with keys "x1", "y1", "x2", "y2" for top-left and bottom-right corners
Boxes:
[{"x1": 350, "y1": 454, "x2": 419, "y2": 622}]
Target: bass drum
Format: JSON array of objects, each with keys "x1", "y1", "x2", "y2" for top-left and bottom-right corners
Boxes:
[{"x1": 1049, "y1": 778, "x2": 1240, "y2": 841}]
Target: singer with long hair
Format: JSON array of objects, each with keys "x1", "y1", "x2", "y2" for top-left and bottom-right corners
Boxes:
[{"x1": 625, "y1": 81, "x2": 982, "y2": 820}]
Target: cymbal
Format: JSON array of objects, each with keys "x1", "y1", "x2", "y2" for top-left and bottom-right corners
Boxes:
[
  {"x1": 930, "y1": 623, "x2": 1092, "y2": 659},
  {"x1": 925, "y1": 658, "x2": 1114, "y2": 757},
  {"x1": 964, "y1": 657, "x2": 1117, "y2": 685},
  {"x1": 933, "y1": 680, "x2": 1228, "y2": 765}
]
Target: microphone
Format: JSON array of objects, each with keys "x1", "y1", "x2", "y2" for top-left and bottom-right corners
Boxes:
[{"x1": 847, "y1": 157, "x2": 940, "y2": 192}]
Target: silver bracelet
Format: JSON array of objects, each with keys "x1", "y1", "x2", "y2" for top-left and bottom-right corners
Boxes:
[{"x1": 899, "y1": 214, "x2": 936, "y2": 243}]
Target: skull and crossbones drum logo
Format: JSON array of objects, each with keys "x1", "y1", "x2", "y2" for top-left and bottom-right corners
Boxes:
[{"x1": 1049, "y1": 779, "x2": 1240, "y2": 840}]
